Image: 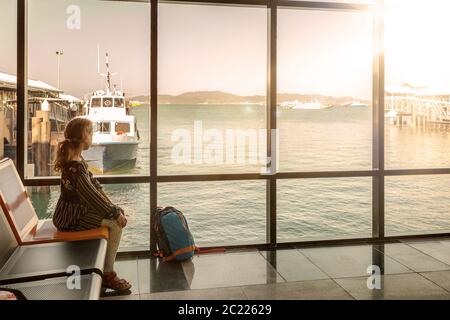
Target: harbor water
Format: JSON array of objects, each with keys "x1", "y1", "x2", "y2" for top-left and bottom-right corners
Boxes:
[{"x1": 32, "y1": 104, "x2": 450, "y2": 249}]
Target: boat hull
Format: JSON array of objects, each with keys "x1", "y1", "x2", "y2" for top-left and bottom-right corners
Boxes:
[{"x1": 82, "y1": 142, "x2": 138, "y2": 173}]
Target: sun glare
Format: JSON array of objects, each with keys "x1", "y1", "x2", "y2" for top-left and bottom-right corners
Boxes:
[{"x1": 385, "y1": 0, "x2": 450, "y2": 87}]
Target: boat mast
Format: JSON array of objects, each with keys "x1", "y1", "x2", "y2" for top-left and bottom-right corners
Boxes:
[
  {"x1": 97, "y1": 46, "x2": 118, "y2": 95},
  {"x1": 105, "y1": 53, "x2": 112, "y2": 94}
]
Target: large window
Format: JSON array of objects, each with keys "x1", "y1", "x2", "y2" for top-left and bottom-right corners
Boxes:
[
  {"x1": 278, "y1": 8, "x2": 373, "y2": 172},
  {"x1": 27, "y1": 0, "x2": 150, "y2": 178},
  {"x1": 383, "y1": 0, "x2": 450, "y2": 238},
  {"x1": 30, "y1": 184, "x2": 150, "y2": 251},
  {"x1": 6, "y1": 0, "x2": 450, "y2": 254},
  {"x1": 23, "y1": 0, "x2": 150, "y2": 251},
  {"x1": 158, "y1": 181, "x2": 266, "y2": 246},
  {"x1": 0, "y1": 0, "x2": 17, "y2": 167},
  {"x1": 278, "y1": 178, "x2": 372, "y2": 242},
  {"x1": 276, "y1": 7, "x2": 373, "y2": 244},
  {"x1": 386, "y1": 175, "x2": 450, "y2": 236},
  {"x1": 385, "y1": 0, "x2": 450, "y2": 169},
  {"x1": 158, "y1": 3, "x2": 267, "y2": 175}
]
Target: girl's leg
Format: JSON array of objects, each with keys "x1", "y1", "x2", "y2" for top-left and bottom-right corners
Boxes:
[
  {"x1": 100, "y1": 218, "x2": 122, "y2": 273},
  {"x1": 99, "y1": 219, "x2": 131, "y2": 292}
]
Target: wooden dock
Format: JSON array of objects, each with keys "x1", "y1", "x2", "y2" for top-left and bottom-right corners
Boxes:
[
  {"x1": 385, "y1": 94, "x2": 450, "y2": 128},
  {"x1": 1, "y1": 75, "x2": 84, "y2": 178}
]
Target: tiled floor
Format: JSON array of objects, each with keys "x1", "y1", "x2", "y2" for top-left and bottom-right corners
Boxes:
[{"x1": 102, "y1": 238, "x2": 450, "y2": 300}]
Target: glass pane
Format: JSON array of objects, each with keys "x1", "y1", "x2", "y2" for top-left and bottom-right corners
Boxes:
[
  {"x1": 385, "y1": 0, "x2": 450, "y2": 169},
  {"x1": 27, "y1": 0, "x2": 150, "y2": 177},
  {"x1": 115, "y1": 122, "x2": 130, "y2": 133},
  {"x1": 0, "y1": 0, "x2": 17, "y2": 166},
  {"x1": 287, "y1": 0, "x2": 372, "y2": 3},
  {"x1": 278, "y1": 9, "x2": 372, "y2": 172},
  {"x1": 114, "y1": 98, "x2": 124, "y2": 108},
  {"x1": 386, "y1": 175, "x2": 450, "y2": 236},
  {"x1": 30, "y1": 183, "x2": 150, "y2": 251},
  {"x1": 91, "y1": 98, "x2": 101, "y2": 108},
  {"x1": 278, "y1": 178, "x2": 372, "y2": 242},
  {"x1": 158, "y1": 4, "x2": 267, "y2": 175},
  {"x1": 158, "y1": 181, "x2": 266, "y2": 246},
  {"x1": 96, "y1": 122, "x2": 111, "y2": 134}
]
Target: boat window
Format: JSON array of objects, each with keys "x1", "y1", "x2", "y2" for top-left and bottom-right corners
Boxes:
[
  {"x1": 91, "y1": 98, "x2": 101, "y2": 108},
  {"x1": 103, "y1": 98, "x2": 113, "y2": 108},
  {"x1": 96, "y1": 122, "x2": 111, "y2": 133},
  {"x1": 115, "y1": 122, "x2": 130, "y2": 133},
  {"x1": 114, "y1": 98, "x2": 125, "y2": 108}
]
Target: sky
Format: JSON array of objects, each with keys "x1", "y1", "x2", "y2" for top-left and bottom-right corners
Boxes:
[{"x1": 0, "y1": 0, "x2": 449, "y2": 100}]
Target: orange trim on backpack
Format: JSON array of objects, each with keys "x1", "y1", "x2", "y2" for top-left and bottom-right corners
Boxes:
[
  {"x1": 163, "y1": 245, "x2": 197, "y2": 262},
  {"x1": 196, "y1": 247, "x2": 226, "y2": 254}
]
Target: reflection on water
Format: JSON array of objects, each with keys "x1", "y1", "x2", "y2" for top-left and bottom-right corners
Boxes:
[{"x1": 32, "y1": 104, "x2": 450, "y2": 248}]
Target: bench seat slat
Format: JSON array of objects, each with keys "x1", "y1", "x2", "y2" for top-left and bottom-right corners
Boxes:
[
  {"x1": 2, "y1": 273, "x2": 102, "y2": 300},
  {"x1": 0, "y1": 239, "x2": 107, "y2": 285},
  {"x1": 25, "y1": 219, "x2": 109, "y2": 244}
]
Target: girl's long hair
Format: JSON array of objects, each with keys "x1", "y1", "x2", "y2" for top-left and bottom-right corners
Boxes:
[{"x1": 54, "y1": 117, "x2": 93, "y2": 172}]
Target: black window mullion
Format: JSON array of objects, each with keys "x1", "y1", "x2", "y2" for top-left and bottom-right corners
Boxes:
[
  {"x1": 17, "y1": 0, "x2": 28, "y2": 180},
  {"x1": 266, "y1": 0, "x2": 277, "y2": 247},
  {"x1": 372, "y1": 0, "x2": 385, "y2": 240},
  {"x1": 150, "y1": 0, "x2": 158, "y2": 255}
]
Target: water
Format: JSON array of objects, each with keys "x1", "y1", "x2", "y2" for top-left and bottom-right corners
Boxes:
[{"x1": 32, "y1": 104, "x2": 450, "y2": 249}]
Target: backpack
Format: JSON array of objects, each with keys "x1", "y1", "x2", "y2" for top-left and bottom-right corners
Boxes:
[{"x1": 152, "y1": 206, "x2": 197, "y2": 262}]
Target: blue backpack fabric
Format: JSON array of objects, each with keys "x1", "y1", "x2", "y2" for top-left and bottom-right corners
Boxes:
[{"x1": 152, "y1": 206, "x2": 197, "y2": 262}]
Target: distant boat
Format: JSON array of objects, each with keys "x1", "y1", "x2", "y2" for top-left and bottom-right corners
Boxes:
[
  {"x1": 129, "y1": 100, "x2": 142, "y2": 107},
  {"x1": 341, "y1": 101, "x2": 369, "y2": 108},
  {"x1": 280, "y1": 100, "x2": 329, "y2": 110},
  {"x1": 80, "y1": 53, "x2": 139, "y2": 173}
]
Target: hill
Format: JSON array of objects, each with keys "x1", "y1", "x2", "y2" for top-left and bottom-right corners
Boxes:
[{"x1": 132, "y1": 91, "x2": 370, "y2": 106}]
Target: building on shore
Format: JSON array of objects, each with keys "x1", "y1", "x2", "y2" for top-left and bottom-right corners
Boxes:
[{"x1": 385, "y1": 83, "x2": 450, "y2": 126}]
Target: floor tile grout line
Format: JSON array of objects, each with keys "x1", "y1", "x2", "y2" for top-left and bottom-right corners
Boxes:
[
  {"x1": 293, "y1": 248, "x2": 356, "y2": 299},
  {"x1": 331, "y1": 273, "x2": 407, "y2": 301},
  {"x1": 295, "y1": 248, "x2": 333, "y2": 280},
  {"x1": 329, "y1": 278, "x2": 357, "y2": 301},
  {"x1": 142, "y1": 285, "x2": 253, "y2": 300},
  {"x1": 256, "y1": 250, "x2": 288, "y2": 283},
  {"x1": 402, "y1": 241, "x2": 450, "y2": 267},
  {"x1": 371, "y1": 245, "x2": 417, "y2": 274},
  {"x1": 416, "y1": 271, "x2": 450, "y2": 294},
  {"x1": 296, "y1": 245, "x2": 422, "y2": 279},
  {"x1": 240, "y1": 278, "x2": 358, "y2": 301},
  {"x1": 239, "y1": 286, "x2": 250, "y2": 300},
  {"x1": 332, "y1": 272, "x2": 450, "y2": 300}
]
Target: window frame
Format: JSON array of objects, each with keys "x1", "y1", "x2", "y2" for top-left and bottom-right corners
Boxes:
[{"x1": 14, "y1": 0, "x2": 450, "y2": 255}]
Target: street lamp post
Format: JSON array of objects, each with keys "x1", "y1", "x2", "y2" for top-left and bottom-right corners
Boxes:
[{"x1": 56, "y1": 50, "x2": 64, "y2": 90}]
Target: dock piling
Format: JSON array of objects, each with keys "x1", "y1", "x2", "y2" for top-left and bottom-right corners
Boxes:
[{"x1": 31, "y1": 110, "x2": 51, "y2": 192}]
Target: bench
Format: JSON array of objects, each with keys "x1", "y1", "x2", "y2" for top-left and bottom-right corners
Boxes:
[
  {"x1": 0, "y1": 196, "x2": 107, "y2": 300},
  {"x1": 0, "y1": 158, "x2": 109, "y2": 245},
  {"x1": 0, "y1": 158, "x2": 109, "y2": 299}
]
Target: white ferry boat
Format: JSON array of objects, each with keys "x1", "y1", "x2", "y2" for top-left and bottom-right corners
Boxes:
[
  {"x1": 341, "y1": 101, "x2": 369, "y2": 108},
  {"x1": 80, "y1": 54, "x2": 139, "y2": 173}
]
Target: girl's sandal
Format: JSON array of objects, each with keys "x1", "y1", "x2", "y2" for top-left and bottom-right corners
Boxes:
[{"x1": 102, "y1": 271, "x2": 132, "y2": 292}]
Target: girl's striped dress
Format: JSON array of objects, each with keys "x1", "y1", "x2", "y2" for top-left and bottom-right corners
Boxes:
[{"x1": 53, "y1": 160, "x2": 121, "y2": 231}]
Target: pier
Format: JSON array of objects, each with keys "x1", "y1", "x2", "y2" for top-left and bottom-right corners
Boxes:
[
  {"x1": 385, "y1": 84, "x2": 450, "y2": 129},
  {"x1": 0, "y1": 72, "x2": 84, "y2": 178}
]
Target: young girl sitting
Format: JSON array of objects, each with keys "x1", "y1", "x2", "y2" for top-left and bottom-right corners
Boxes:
[{"x1": 53, "y1": 117, "x2": 131, "y2": 292}]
